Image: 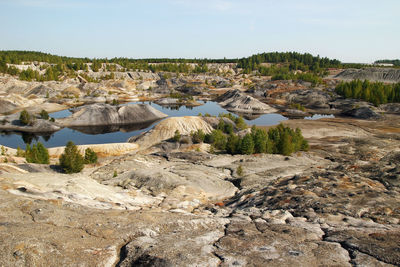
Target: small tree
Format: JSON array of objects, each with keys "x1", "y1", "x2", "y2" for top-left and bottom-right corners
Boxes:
[
  {"x1": 25, "y1": 142, "x2": 49, "y2": 164},
  {"x1": 191, "y1": 129, "x2": 205, "y2": 143},
  {"x1": 84, "y1": 148, "x2": 98, "y2": 164},
  {"x1": 236, "y1": 165, "x2": 244, "y2": 176},
  {"x1": 19, "y1": 109, "x2": 32, "y2": 125},
  {"x1": 240, "y1": 133, "x2": 254, "y2": 155},
  {"x1": 59, "y1": 141, "x2": 84, "y2": 173},
  {"x1": 173, "y1": 130, "x2": 181, "y2": 142},
  {"x1": 39, "y1": 109, "x2": 49, "y2": 120},
  {"x1": 211, "y1": 130, "x2": 227, "y2": 150},
  {"x1": 16, "y1": 146, "x2": 25, "y2": 157}
]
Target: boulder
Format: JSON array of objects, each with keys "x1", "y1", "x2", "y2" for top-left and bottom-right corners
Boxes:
[{"x1": 59, "y1": 103, "x2": 167, "y2": 127}]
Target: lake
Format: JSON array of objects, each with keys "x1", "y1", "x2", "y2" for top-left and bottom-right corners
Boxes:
[{"x1": 0, "y1": 101, "x2": 331, "y2": 149}]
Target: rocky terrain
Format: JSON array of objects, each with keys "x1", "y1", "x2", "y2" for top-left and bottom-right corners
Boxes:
[
  {"x1": 218, "y1": 89, "x2": 278, "y2": 114},
  {"x1": 0, "y1": 65, "x2": 400, "y2": 266},
  {"x1": 58, "y1": 103, "x2": 167, "y2": 127},
  {"x1": 335, "y1": 67, "x2": 400, "y2": 83}
]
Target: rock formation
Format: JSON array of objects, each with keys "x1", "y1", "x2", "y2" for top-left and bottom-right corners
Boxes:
[
  {"x1": 335, "y1": 67, "x2": 400, "y2": 83},
  {"x1": 128, "y1": 116, "x2": 214, "y2": 149},
  {"x1": 59, "y1": 103, "x2": 167, "y2": 127},
  {"x1": 218, "y1": 89, "x2": 278, "y2": 114}
]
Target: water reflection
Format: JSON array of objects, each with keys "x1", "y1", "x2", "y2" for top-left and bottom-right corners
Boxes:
[
  {"x1": 0, "y1": 101, "x2": 290, "y2": 148},
  {"x1": 69, "y1": 120, "x2": 160, "y2": 135}
]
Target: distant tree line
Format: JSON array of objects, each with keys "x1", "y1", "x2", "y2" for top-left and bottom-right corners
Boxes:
[
  {"x1": 0, "y1": 50, "x2": 360, "y2": 82},
  {"x1": 335, "y1": 80, "x2": 400, "y2": 106},
  {"x1": 237, "y1": 52, "x2": 341, "y2": 73},
  {"x1": 374, "y1": 59, "x2": 400, "y2": 66}
]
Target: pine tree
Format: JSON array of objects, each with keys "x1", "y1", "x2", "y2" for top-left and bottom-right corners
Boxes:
[
  {"x1": 25, "y1": 142, "x2": 49, "y2": 164},
  {"x1": 84, "y1": 148, "x2": 98, "y2": 164},
  {"x1": 240, "y1": 133, "x2": 255, "y2": 155},
  {"x1": 59, "y1": 141, "x2": 84, "y2": 173}
]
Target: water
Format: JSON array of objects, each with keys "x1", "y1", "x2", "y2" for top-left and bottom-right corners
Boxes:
[{"x1": 0, "y1": 101, "x2": 331, "y2": 149}]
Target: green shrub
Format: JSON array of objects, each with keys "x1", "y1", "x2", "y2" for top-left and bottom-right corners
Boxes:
[
  {"x1": 25, "y1": 142, "x2": 49, "y2": 164},
  {"x1": 173, "y1": 130, "x2": 181, "y2": 142},
  {"x1": 19, "y1": 109, "x2": 32, "y2": 125},
  {"x1": 239, "y1": 133, "x2": 254, "y2": 155},
  {"x1": 1, "y1": 146, "x2": 7, "y2": 156},
  {"x1": 84, "y1": 148, "x2": 98, "y2": 164},
  {"x1": 205, "y1": 129, "x2": 227, "y2": 150},
  {"x1": 236, "y1": 165, "x2": 244, "y2": 176},
  {"x1": 39, "y1": 109, "x2": 49, "y2": 120},
  {"x1": 191, "y1": 129, "x2": 205, "y2": 143},
  {"x1": 59, "y1": 141, "x2": 84, "y2": 173},
  {"x1": 16, "y1": 146, "x2": 25, "y2": 157}
]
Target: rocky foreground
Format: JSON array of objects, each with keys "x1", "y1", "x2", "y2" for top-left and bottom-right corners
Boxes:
[
  {"x1": 0, "y1": 114, "x2": 399, "y2": 266},
  {"x1": 1, "y1": 65, "x2": 400, "y2": 266}
]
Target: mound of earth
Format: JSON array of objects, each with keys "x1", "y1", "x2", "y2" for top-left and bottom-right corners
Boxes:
[
  {"x1": 335, "y1": 68, "x2": 400, "y2": 83},
  {"x1": 380, "y1": 103, "x2": 400, "y2": 114},
  {"x1": 283, "y1": 89, "x2": 335, "y2": 109},
  {"x1": 128, "y1": 116, "x2": 214, "y2": 149},
  {"x1": 218, "y1": 89, "x2": 277, "y2": 114},
  {"x1": 0, "y1": 99, "x2": 17, "y2": 114},
  {"x1": 59, "y1": 103, "x2": 167, "y2": 127},
  {"x1": 341, "y1": 106, "x2": 382, "y2": 119},
  {"x1": 0, "y1": 117, "x2": 61, "y2": 133}
]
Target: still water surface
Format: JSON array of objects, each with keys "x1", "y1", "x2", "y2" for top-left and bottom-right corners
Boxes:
[{"x1": 0, "y1": 101, "x2": 332, "y2": 149}]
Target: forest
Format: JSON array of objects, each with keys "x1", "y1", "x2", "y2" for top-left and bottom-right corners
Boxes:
[
  {"x1": 335, "y1": 80, "x2": 400, "y2": 106},
  {"x1": 375, "y1": 59, "x2": 400, "y2": 66}
]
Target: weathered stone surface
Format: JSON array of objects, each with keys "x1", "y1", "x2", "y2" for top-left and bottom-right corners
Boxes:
[
  {"x1": 128, "y1": 116, "x2": 214, "y2": 149},
  {"x1": 218, "y1": 89, "x2": 278, "y2": 114},
  {"x1": 59, "y1": 103, "x2": 167, "y2": 127},
  {"x1": 335, "y1": 68, "x2": 400, "y2": 83},
  {"x1": 341, "y1": 106, "x2": 382, "y2": 119},
  {"x1": 0, "y1": 117, "x2": 61, "y2": 133}
]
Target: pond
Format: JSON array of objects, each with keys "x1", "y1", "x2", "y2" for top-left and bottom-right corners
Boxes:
[{"x1": 0, "y1": 101, "x2": 328, "y2": 149}]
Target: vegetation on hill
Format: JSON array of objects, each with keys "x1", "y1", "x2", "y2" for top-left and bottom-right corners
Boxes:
[
  {"x1": 375, "y1": 59, "x2": 400, "y2": 66},
  {"x1": 237, "y1": 52, "x2": 341, "y2": 73},
  {"x1": 200, "y1": 117, "x2": 308, "y2": 156},
  {"x1": 0, "y1": 50, "x2": 345, "y2": 82},
  {"x1": 335, "y1": 80, "x2": 400, "y2": 106}
]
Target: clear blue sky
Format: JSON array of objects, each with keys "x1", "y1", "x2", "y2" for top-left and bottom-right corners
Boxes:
[{"x1": 1, "y1": 0, "x2": 399, "y2": 63}]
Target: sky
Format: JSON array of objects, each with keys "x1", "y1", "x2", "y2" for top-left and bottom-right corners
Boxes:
[{"x1": 0, "y1": 0, "x2": 399, "y2": 63}]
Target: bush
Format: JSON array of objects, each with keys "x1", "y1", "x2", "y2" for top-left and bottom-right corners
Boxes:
[
  {"x1": 84, "y1": 148, "x2": 98, "y2": 164},
  {"x1": 239, "y1": 133, "x2": 254, "y2": 155},
  {"x1": 59, "y1": 141, "x2": 84, "y2": 173},
  {"x1": 19, "y1": 109, "x2": 32, "y2": 125},
  {"x1": 236, "y1": 165, "x2": 244, "y2": 176},
  {"x1": 206, "y1": 129, "x2": 227, "y2": 150},
  {"x1": 173, "y1": 130, "x2": 181, "y2": 142},
  {"x1": 191, "y1": 129, "x2": 205, "y2": 143},
  {"x1": 39, "y1": 109, "x2": 49, "y2": 120},
  {"x1": 16, "y1": 146, "x2": 25, "y2": 157},
  {"x1": 25, "y1": 142, "x2": 49, "y2": 164}
]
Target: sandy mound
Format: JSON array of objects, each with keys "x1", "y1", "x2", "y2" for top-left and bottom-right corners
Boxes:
[{"x1": 129, "y1": 116, "x2": 214, "y2": 149}]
